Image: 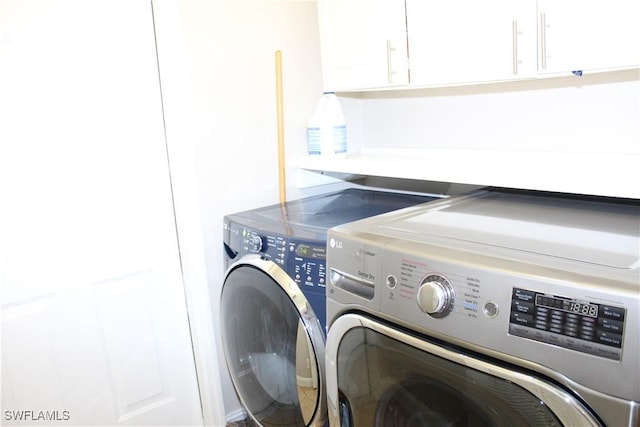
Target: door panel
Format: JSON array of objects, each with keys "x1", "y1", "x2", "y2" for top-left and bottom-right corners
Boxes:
[
  {"x1": 96, "y1": 273, "x2": 170, "y2": 421},
  {"x1": 326, "y1": 314, "x2": 601, "y2": 427}
]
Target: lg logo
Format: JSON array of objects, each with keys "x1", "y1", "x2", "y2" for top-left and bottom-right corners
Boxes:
[{"x1": 329, "y1": 238, "x2": 343, "y2": 249}]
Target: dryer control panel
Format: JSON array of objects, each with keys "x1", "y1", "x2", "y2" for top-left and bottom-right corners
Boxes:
[
  {"x1": 224, "y1": 223, "x2": 327, "y2": 294},
  {"x1": 509, "y1": 287, "x2": 625, "y2": 361}
]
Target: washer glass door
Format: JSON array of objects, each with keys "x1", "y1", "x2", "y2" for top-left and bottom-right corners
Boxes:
[
  {"x1": 221, "y1": 257, "x2": 325, "y2": 427},
  {"x1": 327, "y1": 314, "x2": 601, "y2": 427}
]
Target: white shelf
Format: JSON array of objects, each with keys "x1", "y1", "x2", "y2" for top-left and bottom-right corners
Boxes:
[{"x1": 294, "y1": 149, "x2": 640, "y2": 199}]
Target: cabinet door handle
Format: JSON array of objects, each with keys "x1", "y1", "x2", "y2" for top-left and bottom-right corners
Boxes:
[
  {"x1": 512, "y1": 20, "x2": 518, "y2": 75},
  {"x1": 386, "y1": 39, "x2": 395, "y2": 83},
  {"x1": 540, "y1": 12, "x2": 547, "y2": 70}
]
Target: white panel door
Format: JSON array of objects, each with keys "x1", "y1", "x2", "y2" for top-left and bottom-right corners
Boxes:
[
  {"x1": 318, "y1": 0, "x2": 408, "y2": 91},
  {"x1": 538, "y1": 0, "x2": 640, "y2": 74},
  {"x1": 406, "y1": 0, "x2": 537, "y2": 86},
  {"x1": 0, "y1": 0, "x2": 203, "y2": 425}
]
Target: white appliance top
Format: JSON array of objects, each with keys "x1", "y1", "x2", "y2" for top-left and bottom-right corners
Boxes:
[{"x1": 355, "y1": 190, "x2": 640, "y2": 271}]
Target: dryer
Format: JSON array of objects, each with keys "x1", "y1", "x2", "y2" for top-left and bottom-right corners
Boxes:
[
  {"x1": 220, "y1": 188, "x2": 440, "y2": 427},
  {"x1": 326, "y1": 189, "x2": 640, "y2": 427}
]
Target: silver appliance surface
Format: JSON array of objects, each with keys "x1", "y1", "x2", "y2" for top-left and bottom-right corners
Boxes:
[{"x1": 327, "y1": 189, "x2": 640, "y2": 426}]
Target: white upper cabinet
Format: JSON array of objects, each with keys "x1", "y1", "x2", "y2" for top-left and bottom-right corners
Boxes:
[
  {"x1": 318, "y1": 0, "x2": 639, "y2": 90},
  {"x1": 317, "y1": 0, "x2": 408, "y2": 91},
  {"x1": 407, "y1": 0, "x2": 538, "y2": 86},
  {"x1": 537, "y1": 0, "x2": 640, "y2": 74}
]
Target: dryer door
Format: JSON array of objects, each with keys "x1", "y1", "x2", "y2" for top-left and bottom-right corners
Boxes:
[
  {"x1": 221, "y1": 255, "x2": 326, "y2": 427},
  {"x1": 326, "y1": 313, "x2": 602, "y2": 427}
]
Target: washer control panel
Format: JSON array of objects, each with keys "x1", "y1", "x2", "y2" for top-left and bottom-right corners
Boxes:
[
  {"x1": 509, "y1": 288, "x2": 625, "y2": 361},
  {"x1": 225, "y1": 223, "x2": 327, "y2": 292}
]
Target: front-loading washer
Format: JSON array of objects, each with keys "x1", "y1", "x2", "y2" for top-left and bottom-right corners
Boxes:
[
  {"x1": 326, "y1": 189, "x2": 639, "y2": 427},
  {"x1": 220, "y1": 188, "x2": 441, "y2": 427}
]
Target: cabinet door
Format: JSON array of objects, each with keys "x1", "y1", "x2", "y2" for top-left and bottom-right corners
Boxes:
[
  {"x1": 318, "y1": 0, "x2": 408, "y2": 91},
  {"x1": 407, "y1": 0, "x2": 537, "y2": 86},
  {"x1": 538, "y1": 0, "x2": 640, "y2": 74}
]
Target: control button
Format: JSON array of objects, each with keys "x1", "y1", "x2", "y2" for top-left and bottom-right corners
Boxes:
[
  {"x1": 550, "y1": 319, "x2": 563, "y2": 328},
  {"x1": 565, "y1": 314, "x2": 579, "y2": 325},
  {"x1": 600, "y1": 305, "x2": 625, "y2": 321},
  {"x1": 249, "y1": 235, "x2": 266, "y2": 252},
  {"x1": 551, "y1": 311, "x2": 564, "y2": 321},
  {"x1": 417, "y1": 275, "x2": 454, "y2": 318},
  {"x1": 599, "y1": 318, "x2": 623, "y2": 333},
  {"x1": 536, "y1": 309, "x2": 549, "y2": 320},
  {"x1": 483, "y1": 301, "x2": 499, "y2": 318},
  {"x1": 386, "y1": 275, "x2": 397, "y2": 289},
  {"x1": 564, "y1": 324, "x2": 579, "y2": 334},
  {"x1": 510, "y1": 312, "x2": 534, "y2": 326},
  {"x1": 512, "y1": 288, "x2": 536, "y2": 302},
  {"x1": 597, "y1": 331, "x2": 623, "y2": 348},
  {"x1": 534, "y1": 320, "x2": 548, "y2": 330},
  {"x1": 580, "y1": 324, "x2": 596, "y2": 333},
  {"x1": 512, "y1": 300, "x2": 534, "y2": 314}
]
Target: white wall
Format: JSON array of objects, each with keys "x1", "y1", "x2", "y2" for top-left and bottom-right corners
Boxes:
[{"x1": 178, "y1": 0, "x2": 324, "y2": 420}]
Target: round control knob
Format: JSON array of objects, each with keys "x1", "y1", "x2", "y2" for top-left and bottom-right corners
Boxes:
[
  {"x1": 417, "y1": 275, "x2": 454, "y2": 318},
  {"x1": 249, "y1": 235, "x2": 266, "y2": 253}
]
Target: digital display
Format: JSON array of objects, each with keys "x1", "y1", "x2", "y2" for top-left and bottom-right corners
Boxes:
[
  {"x1": 295, "y1": 244, "x2": 325, "y2": 259},
  {"x1": 536, "y1": 295, "x2": 598, "y2": 318},
  {"x1": 569, "y1": 302, "x2": 598, "y2": 317}
]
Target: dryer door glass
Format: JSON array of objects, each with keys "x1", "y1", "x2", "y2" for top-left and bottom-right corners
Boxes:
[
  {"x1": 334, "y1": 325, "x2": 599, "y2": 427},
  {"x1": 221, "y1": 263, "x2": 323, "y2": 427}
]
